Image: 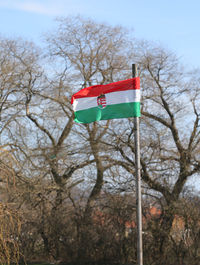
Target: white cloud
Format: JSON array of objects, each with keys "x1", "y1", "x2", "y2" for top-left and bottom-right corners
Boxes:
[
  {"x1": 0, "y1": 0, "x2": 68, "y2": 16},
  {"x1": 16, "y1": 2, "x2": 60, "y2": 15}
]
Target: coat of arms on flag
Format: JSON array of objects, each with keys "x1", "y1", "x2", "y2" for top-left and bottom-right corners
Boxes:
[{"x1": 97, "y1": 94, "x2": 106, "y2": 109}]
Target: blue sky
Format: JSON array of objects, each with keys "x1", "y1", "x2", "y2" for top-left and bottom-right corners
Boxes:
[{"x1": 0, "y1": 0, "x2": 199, "y2": 69}]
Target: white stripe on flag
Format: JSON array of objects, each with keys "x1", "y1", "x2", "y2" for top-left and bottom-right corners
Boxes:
[{"x1": 73, "y1": 89, "x2": 140, "y2": 111}]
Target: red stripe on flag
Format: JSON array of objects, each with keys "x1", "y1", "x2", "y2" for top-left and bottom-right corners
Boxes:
[{"x1": 71, "y1": 77, "x2": 140, "y2": 104}]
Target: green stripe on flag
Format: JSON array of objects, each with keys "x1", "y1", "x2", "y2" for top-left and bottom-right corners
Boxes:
[{"x1": 74, "y1": 102, "x2": 140, "y2": 123}]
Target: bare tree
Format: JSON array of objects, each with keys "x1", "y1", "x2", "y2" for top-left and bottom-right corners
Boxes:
[
  {"x1": 102, "y1": 42, "x2": 200, "y2": 262},
  {"x1": 0, "y1": 17, "x2": 200, "y2": 264}
]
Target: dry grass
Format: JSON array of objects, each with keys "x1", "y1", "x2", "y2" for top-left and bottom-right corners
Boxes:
[{"x1": 0, "y1": 203, "x2": 21, "y2": 265}]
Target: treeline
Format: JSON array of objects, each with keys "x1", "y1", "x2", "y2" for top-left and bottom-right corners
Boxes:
[{"x1": 0, "y1": 16, "x2": 200, "y2": 265}]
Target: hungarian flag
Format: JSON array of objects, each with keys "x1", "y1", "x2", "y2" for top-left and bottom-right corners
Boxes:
[{"x1": 71, "y1": 77, "x2": 140, "y2": 124}]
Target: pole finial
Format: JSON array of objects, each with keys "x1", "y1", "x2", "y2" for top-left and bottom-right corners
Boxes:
[{"x1": 132, "y1": 64, "x2": 137, "y2": 78}]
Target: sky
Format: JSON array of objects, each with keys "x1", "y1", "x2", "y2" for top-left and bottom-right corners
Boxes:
[{"x1": 0, "y1": 0, "x2": 199, "y2": 69}]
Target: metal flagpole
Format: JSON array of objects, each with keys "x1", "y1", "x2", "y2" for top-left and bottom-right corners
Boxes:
[{"x1": 132, "y1": 64, "x2": 143, "y2": 265}]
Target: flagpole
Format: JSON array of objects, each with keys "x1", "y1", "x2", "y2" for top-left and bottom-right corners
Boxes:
[{"x1": 132, "y1": 64, "x2": 143, "y2": 265}]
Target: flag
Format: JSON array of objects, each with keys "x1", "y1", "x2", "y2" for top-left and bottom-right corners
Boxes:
[{"x1": 71, "y1": 77, "x2": 140, "y2": 124}]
